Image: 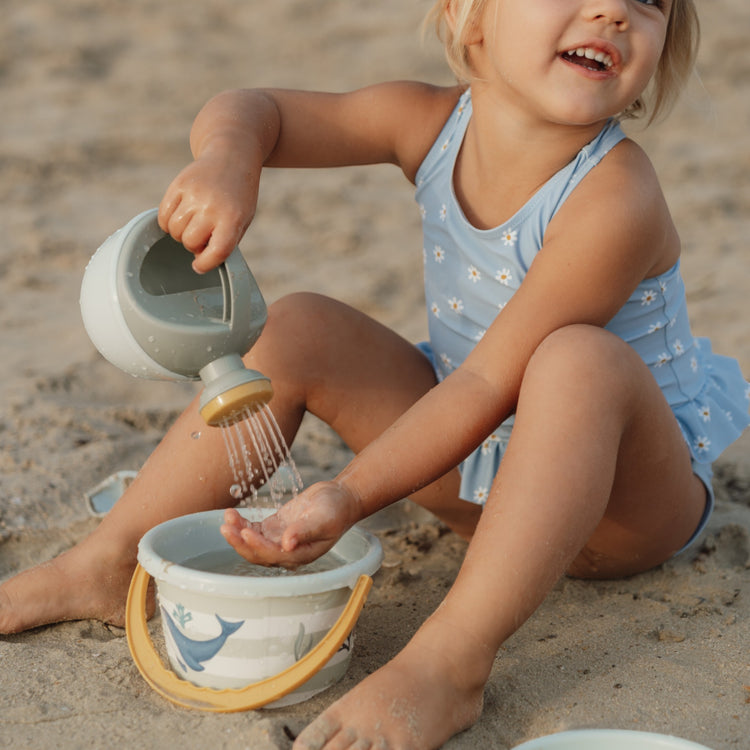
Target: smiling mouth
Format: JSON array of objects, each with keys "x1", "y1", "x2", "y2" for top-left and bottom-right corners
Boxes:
[{"x1": 561, "y1": 47, "x2": 614, "y2": 72}]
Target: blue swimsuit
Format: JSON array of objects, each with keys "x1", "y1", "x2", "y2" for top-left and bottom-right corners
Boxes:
[{"x1": 415, "y1": 89, "x2": 750, "y2": 517}]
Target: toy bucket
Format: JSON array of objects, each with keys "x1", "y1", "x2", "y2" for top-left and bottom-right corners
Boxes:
[
  {"x1": 125, "y1": 508, "x2": 383, "y2": 712},
  {"x1": 513, "y1": 729, "x2": 713, "y2": 749}
]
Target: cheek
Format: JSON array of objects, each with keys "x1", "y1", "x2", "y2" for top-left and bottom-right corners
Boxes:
[
  {"x1": 644, "y1": 25, "x2": 669, "y2": 81},
  {"x1": 643, "y1": 47, "x2": 665, "y2": 89},
  {"x1": 631, "y1": 32, "x2": 666, "y2": 94}
]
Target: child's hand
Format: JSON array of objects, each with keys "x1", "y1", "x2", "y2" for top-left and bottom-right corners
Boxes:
[
  {"x1": 220, "y1": 480, "x2": 363, "y2": 568},
  {"x1": 158, "y1": 152, "x2": 260, "y2": 274}
]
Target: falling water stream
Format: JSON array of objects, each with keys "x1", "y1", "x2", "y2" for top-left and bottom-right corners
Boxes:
[{"x1": 219, "y1": 404, "x2": 304, "y2": 507}]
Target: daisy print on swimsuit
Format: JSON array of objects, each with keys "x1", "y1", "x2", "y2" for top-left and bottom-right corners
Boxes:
[
  {"x1": 641, "y1": 288, "x2": 659, "y2": 306},
  {"x1": 693, "y1": 436, "x2": 711, "y2": 454},
  {"x1": 496, "y1": 268, "x2": 513, "y2": 286},
  {"x1": 480, "y1": 433, "x2": 501, "y2": 455},
  {"x1": 473, "y1": 486, "x2": 489, "y2": 504}
]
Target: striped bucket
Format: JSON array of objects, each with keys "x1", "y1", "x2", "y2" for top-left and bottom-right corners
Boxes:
[{"x1": 127, "y1": 508, "x2": 382, "y2": 709}]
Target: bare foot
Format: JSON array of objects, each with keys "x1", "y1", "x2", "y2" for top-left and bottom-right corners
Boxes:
[
  {"x1": 293, "y1": 616, "x2": 489, "y2": 750},
  {"x1": 0, "y1": 528, "x2": 147, "y2": 634}
]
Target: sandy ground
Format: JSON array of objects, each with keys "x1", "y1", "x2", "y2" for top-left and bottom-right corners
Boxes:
[{"x1": 1, "y1": 1, "x2": 749, "y2": 748}]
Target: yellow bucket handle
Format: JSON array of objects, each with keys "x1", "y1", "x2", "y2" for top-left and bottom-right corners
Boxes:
[{"x1": 125, "y1": 562, "x2": 373, "y2": 712}]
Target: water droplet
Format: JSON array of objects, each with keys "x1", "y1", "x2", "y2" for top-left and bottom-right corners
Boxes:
[
  {"x1": 219, "y1": 405, "x2": 303, "y2": 508},
  {"x1": 190, "y1": 431, "x2": 201, "y2": 440},
  {"x1": 206, "y1": 345, "x2": 213, "y2": 353},
  {"x1": 147, "y1": 335, "x2": 155, "y2": 343}
]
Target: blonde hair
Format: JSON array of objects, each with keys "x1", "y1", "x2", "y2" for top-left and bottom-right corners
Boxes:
[{"x1": 424, "y1": 0, "x2": 700, "y2": 122}]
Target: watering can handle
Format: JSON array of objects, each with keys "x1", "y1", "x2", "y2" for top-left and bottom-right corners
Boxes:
[{"x1": 125, "y1": 563, "x2": 372, "y2": 712}]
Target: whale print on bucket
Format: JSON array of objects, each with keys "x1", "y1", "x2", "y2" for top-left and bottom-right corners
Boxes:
[{"x1": 133, "y1": 508, "x2": 383, "y2": 708}]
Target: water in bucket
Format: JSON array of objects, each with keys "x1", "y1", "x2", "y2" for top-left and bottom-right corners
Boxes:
[{"x1": 181, "y1": 546, "x2": 344, "y2": 578}]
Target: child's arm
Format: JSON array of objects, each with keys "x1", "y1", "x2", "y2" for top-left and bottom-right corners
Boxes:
[
  {"x1": 159, "y1": 83, "x2": 460, "y2": 273},
  {"x1": 339, "y1": 139, "x2": 679, "y2": 508},
  {"x1": 224, "y1": 138, "x2": 680, "y2": 566}
]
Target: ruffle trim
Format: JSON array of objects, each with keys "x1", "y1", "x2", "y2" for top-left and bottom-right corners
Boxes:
[
  {"x1": 458, "y1": 432, "x2": 509, "y2": 506},
  {"x1": 675, "y1": 338, "x2": 750, "y2": 465}
]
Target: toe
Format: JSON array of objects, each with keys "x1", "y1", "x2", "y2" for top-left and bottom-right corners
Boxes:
[{"x1": 293, "y1": 715, "x2": 342, "y2": 749}]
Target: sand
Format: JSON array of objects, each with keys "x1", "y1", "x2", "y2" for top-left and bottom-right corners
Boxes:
[{"x1": 1, "y1": 0, "x2": 749, "y2": 747}]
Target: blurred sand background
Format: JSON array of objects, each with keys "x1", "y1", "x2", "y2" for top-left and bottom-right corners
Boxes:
[{"x1": 1, "y1": 1, "x2": 748, "y2": 747}]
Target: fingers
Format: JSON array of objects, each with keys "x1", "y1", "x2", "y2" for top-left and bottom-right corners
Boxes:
[
  {"x1": 190, "y1": 223, "x2": 240, "y2": 274},
  {"x1": 220, "y1": 518, "x2": 281, "y2": 564},
  {"x1": 221, "y1": 483, "x2": 353, "y2": 568},
  {"x1": 222, "y1": 507, "x2": 247, "y2": 531},
  {"x1": 158, "y1": 174, "x2": 244, "y2": 273},
  {"x1": 158, "y1": 200, "x2": 239, "y2": 273},
  {"x1": 221, "y1": 508, "x2": 312, "y2": 568}
]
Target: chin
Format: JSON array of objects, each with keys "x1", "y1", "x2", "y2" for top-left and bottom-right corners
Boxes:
[{"x1": 548, "y1": 102, "x2": 618, "y2": 128}]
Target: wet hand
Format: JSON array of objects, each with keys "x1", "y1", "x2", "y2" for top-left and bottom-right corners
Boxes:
[
  {"x1": 158, "y1": 153, "x2": 259, "y2": 274},
  {"x1": 220, "y1": 481, "x2": 363, "y2": 568}
]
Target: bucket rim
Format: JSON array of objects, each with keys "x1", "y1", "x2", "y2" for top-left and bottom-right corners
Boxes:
[
  {"x1": 137, "y1": 508, "x2": 383, "y2": 598},
  {"x1": 512, "y1": 729, "x2": 713, "y2": 750}
]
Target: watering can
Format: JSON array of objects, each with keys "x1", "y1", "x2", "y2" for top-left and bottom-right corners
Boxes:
[{"x1": 80, "y1": 208, "x2": 273, "y2": 425}]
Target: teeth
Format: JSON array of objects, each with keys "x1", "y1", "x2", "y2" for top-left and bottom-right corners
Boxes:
[{"x1": 570, "y1": 47, "x2": 614, "y2": 69}]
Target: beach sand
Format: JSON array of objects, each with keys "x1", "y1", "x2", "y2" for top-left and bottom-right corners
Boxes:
[{"x1": 1, "y1": 1, "x2": 748, "y2": 747}]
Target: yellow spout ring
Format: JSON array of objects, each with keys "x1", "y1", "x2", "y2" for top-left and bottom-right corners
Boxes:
[{"x1": 199, "y1": 379, "x2": 274, "y2": 426}]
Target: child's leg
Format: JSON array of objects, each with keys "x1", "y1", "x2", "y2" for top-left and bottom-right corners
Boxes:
[
  {"x1": 293, "y1": 325, "x2": 707, "y2": 750},
  {"x1": 0, "y1": 293, "x2": 473, "y2": 634}
]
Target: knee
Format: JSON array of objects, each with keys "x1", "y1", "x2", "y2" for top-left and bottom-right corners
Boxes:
[
  {"x1": 242, "y1": 292, "x2": 330, "y2": 373},
  {"x1": 522, "y1": 325, "x2": 641, "y2": 401},
  {"x1": 255, "y1": 292, "x2": 330, "y2": 350},
  {"x1": 265, "y1": 292, "x2": 327, "y2": 331}
]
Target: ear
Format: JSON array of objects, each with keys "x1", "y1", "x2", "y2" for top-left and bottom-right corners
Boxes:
[{"x1": 445, "y1": 0, "x2": 485, "y2": 46}]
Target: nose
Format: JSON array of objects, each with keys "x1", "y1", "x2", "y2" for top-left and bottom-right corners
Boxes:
[{"x1": 584, "y1": 0, "x2": 630, "y2": 29}]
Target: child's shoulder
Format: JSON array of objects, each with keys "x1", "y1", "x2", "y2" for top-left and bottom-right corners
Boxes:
[
  {"x1": 569, "y1": 134, "x2": 667, "y2": 223},
  {"x1": 550, "y1": 134, "x2": 679, "y2": 277},
  {"x1": 597, "y1": 135, "x2": 660, "y2": 186},
  {"x1": 383, "y1": 83, "x2": 464, "y2": 182}
]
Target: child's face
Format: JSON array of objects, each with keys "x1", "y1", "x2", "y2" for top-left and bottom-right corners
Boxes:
[{"x1": 468, "y1": 0, "x2": 672, "y2": 125}]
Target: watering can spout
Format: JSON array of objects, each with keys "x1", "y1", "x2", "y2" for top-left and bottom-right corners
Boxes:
[
  {"x1": 198, "y1": 354, "x2": 274, "y2": 426},
  {"x1": 80, "y1": 208, "x2": 273, "y2": 426}
]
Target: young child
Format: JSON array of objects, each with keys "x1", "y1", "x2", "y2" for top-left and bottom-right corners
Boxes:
[{"x1": 2, "y1": 0, "x2": 749, "y2": 747}]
